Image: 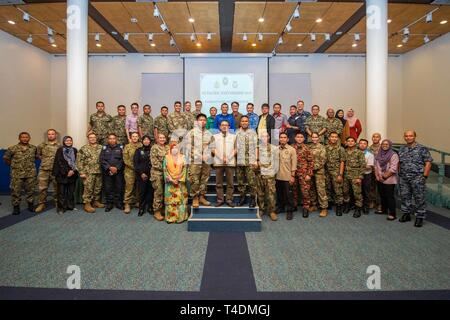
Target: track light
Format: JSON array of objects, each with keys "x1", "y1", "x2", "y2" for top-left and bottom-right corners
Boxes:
[
  {"x1": 293, "y1": 8, "x2": 300, "y2": 20},
  {"x1": 169, "y1": 37, "x2": 175, "y2": 47},
  {"x1": 148, "y1": 33, "x2": 153, "y2": 42},
  {"x1": 310, "y1": 33, "x2": 316, "y2": 42},
  {"x1": 258, "y1": 33, "x2": 263, "y2": 42},
  {"x1": 354, "y1": 33, "x2": 360, "y2": 41},
  {"x1": 325, "y1": 33, "x2": 330, "y2": 41},
  {"x1": 48, "y1": 36, "x2": 55, "y2": 44},
  {"x1": 47, "y1": 27, "x2": 53, "y2": 36},
  {"x1": 190, "y1": 33, "x2": 195, "y2": 42},
  {"x1": 243, "y1": 33, "x2": 248, "y2": 41},
  {"x1": 278, "y1": 36, "x2": 283, "y2": 45},
  {"x1": 402, "y1": 35, "x2": 409, "y2": 44},
  {"x1": 27, "y1": 35, "x2": 32, "y2": 44},
  {"x1": 403, "y1": 28, "x2": 410, "y2": 36},
  {"x1": 426, "y1": 12, "x2": 432, "y2": 24},
  {"x1": 160, "y1": 23, "x2": 168, "y2": 32},
  {"x1": 23, "y1": 12, "x2": 30, "y2": 22},
  {"x1": 424, "y1": 35, "x2": 430, "y2": 43},
  {"x1": 207, "y1": 33, "x2": 212, "y2": 41},
  {"x1": 153, "y1": 6, "x2": 160, "y2": 18},
  {"x1": 285, "y1": 22, "x2": 292, "y2": 32},
  {"x1": 95, "y1": 33, "x2": 100, "y2": 42},
  {"x1": 124, "y1": 33, "x2": 129, "y2": 41}
]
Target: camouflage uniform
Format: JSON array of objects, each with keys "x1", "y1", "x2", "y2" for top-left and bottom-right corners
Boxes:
[
  {"x1": 257, "y1": 144, "x2": 279, "y2": 214},
  {"x1": 369, "y1": 143, "x2": 381, "y2": 207},
  {"x1": 324, "y1": 118, "x2": 343, "y2": 143},
  {"x1": 325, "y1": 144, "x2": 346, "y2": 205},
  {"x1": 3, "y1": 144, "x2": 37, "y2": 206},
  {"x1": 293, "y1": 143, "x2": 314, "y2": 209},
  {"x1": 168, "y1": 111, "x2": 189, "y2": 143},
  {"x1": 89, "y1": 112, "x2": 113, "y2": 145},
  {"x1": 36, "y1": 140, "x2": 60, "y2": 205},
  {"x1": 236, "y1": 128, "x2": 258, "y2": 198},
  {"x1": 111, "y1": 115, "x2": 128, "y2": 146},
  {"x1": 343, "y1": 148, "x2": 366, "y2": 207},
  {"x1": 76, "y1": 144, "x2": 103, "y2": 204},
  {"x1": 184, "y1": 112, "x2": 196, "y2": 131},
  {"x1": 305, "y1": 115, "x2": 327, "y2": 144},
  {"x1": 154, "y1": 115, "x2": 170, "y2": 142},
  {"x1": 150, "y1": 144, "x2": 169, "y2": 212},
  {"x1": 398, "y1": 143, "x2": 433, "y2": 219},
  {"x1": 123, "y1": 142, "x2": 142, "y2": 205},
  {"x1": 138, "y1": 114, "x2": 155, "y2": 142},
  {"x1": 309, "y1": 143, "x2": 328, "y2": 209},
  {"x1": 186, "y1": 127, "x2": 213, "y2": 198},
  {"x1": 192, "y1": 110, "x2": 202, "y2": 119}
]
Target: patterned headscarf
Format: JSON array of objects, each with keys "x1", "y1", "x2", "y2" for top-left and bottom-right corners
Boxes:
[
  {"x1": 62, "y1": 136, "x2": 76, "y2": 170},
  {"x1": 375, "y1": 139, "x2": 394, "y2": 172}
]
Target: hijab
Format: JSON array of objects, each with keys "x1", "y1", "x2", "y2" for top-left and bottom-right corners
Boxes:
[
  {"x1": 62, "y1": 136, "x2": 76, "y2": 169},
  {"x1": 335, "y1": 109, "x2": 346, "y2": 126},
  {"x1": 346, "y1": 108, "x2": 358, "y2": 128},
  {"x1": 166, "y1": 142, "x2": 184, "y2": 179},
  {"x1": 376, "y1": 139, "x2": 394, "y2": 172},
  {"x1": 141, "y1": 135, "x2": 151, "y2": 151}
]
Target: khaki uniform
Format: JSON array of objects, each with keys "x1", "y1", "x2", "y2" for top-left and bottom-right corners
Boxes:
[
  {"x1": 325, "y1": 144, "x2": 346, "y2": 205},
  {"x1": 184, "y1": 112, "x2": 196, "y2": 131},
  {"x1": 154, "y1": 115, "x2": 170, "y2": 142},
  {"x1": 111, "y1": 115, "x2": 128, "y2": 146},
  {"x1": 343, "y1": 148, "x2": 366, "y2": 207},
  {"x1": 236, "y1": 128, "x2": 258, "y2": 197},
  {"x1": 305, "y1": 115, "x2": 327, "y2": 143},
  {"x1": 37, "y1": 141, "x2": 60, "y2": 205},
  {"x1": 150, "y1": 144, "x2": 169, "y2": 212},
  {"x1": 123, "y1": 142, "x2": 142, "y2": 205},
  {"x1": 257, "y1": 144, "x2": 279, "y2": 214},
  {"x1": 76, "y1": 144, "x2": 103, "y2": 204},
  {"x1": 89, "y1": 112, "x2": 113, "y2": 145},
  {"x1": 168, "y1": 112, "x2": 189, "y2": 142},
  {"x1": 309, "y1": 143, "x2": 328, "y2": 209},
  {"x1": 3, "y1": 144, "x2": 37, "y2": 206},
  {"x1": 138, "y1": 114, "x2": 155, "y2": 142}
]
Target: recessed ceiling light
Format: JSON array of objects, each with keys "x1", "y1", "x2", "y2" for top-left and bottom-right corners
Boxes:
[
  {"x1": 96, "y1": 43, "x2": 102, "y2": 47},
  {"x1": 150, "y1": 43, "x2": 156, "y2": 47},
  {"x1": 8, "y1": 20, "x2": 15, "y2": 25},
  {"x1": 111, "y1": 31, "x2": 118, "y2": 35},
  {"x1": 196, "y1": 42, "x2": 201, "y2": 47},
  {"x1": 297, "y1": 43, "x2": 302, "y2": 47},
  {"x1": 440, "y1": 20, "x2": 448, "y2": 25},
  {"x1": 352, "y1": 43, "x2": 357, "y2": 47},
  {"x1": 397, "y1": 44, "x2": 403, "y2": 48},
  {"x1": 130, "y1": 17, "x2": 138, "y2": 23},
  {"x1": 387, "y1": 19, "x2": 392, "y2": 24},
  {"x1": 251, "y1": 43, "x2": 256, "y2": 47},
  {"x1": 188, "y1": 17, "x2": 195, "y2": 23},
  {"x1": 51, "y1": 43, "x2": 57, "y2": 47},
  {"x1": 258, "y1": 17, "x2": 264, "y2": 23},
  {"x1": 315, "y1": 18, "x2": 322, "y2": 23}
]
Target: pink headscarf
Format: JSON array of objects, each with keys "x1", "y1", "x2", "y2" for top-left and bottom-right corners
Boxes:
[{"x1": 346, "y1": 108, "x2": 358, "y2": 127}]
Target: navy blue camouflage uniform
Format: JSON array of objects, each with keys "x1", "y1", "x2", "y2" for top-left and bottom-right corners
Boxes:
[
  {"x1": 100, "y1": 144, "x2": 125, "y2": 207},
  {"x1": 398, "y1": 143, "x2": 433, "y2": 219}
]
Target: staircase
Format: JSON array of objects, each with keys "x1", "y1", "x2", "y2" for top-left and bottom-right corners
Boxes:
[{"x1": 187, "y1": 169, "x2": 262, "y2": 232}]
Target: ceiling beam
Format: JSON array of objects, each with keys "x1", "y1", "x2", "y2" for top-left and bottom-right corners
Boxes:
[{"x1": 219, "y1": 0, "x2": 235, "y2": 52}]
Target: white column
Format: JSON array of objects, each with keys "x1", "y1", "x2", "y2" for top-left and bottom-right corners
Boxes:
[
  {"x1": 366, "y1": 0, "x2": 388, "y2": 139},
  {"x1": 66, "y1": 0, "x2": 88, "y2": 148}
]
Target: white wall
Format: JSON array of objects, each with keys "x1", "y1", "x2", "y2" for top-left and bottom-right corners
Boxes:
[
  {"x1": 0, "y1": 30, "x2": 51, "y2": 148},
  {"x1": 402, "y1": 32, "x2": 450, "y2": 151}
]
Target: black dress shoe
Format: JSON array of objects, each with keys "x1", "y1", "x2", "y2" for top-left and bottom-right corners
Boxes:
[
  {"x1": 138, "y1": 209, "x2": 145, "y2": 217},
  {"x1": 105, "y1": 205, "x2": 113, "y2": 212},
  {"x1": 286, "y1": 211, "x2": 293, "y2": 220},
  {"x1": 226, "y1": 200, "x2": 235, "y2": 208},
  {"x1": 12, "y1": 205, "x2": 20, "y2": 215},
  {"x1": 414, "y1": 218, "x2": 424, "y2": 227},
  {"x1": 147, "y1": 208, "x2": 154, "y2": 215},
  {"x1": 363, "y1": 206, "x2": 369, "y2": 215},
  {"x1": 27, "y1": 202, "x2": 34, "y2": 212},
  {"x1": 302, "y1": 208, "x2": 309, "y2": 218},
  {"x1": 336, "y1": 205, "x2": 343, "y2": 216},
  {"x1": 353, "y1": 207, "x2": 361, "y2": 218},
  {"x1": 343, "y1": 203, "x2": 350, "y2": 214},
  {"x1": 249, "y1": 196, "x2": 256, "y2": 208},
  {"x1": 238, "y1": 195, "x2": 246, "y2": 207},
  {"x1": 399, "y1": 213, "x2": 411, "y2": 223},
  {"x1": 215, "y1": 201, "x2": 224, "y2": 207},
  {"x1": 115, "y1": 203, "x2": 124, "y2": 210}
]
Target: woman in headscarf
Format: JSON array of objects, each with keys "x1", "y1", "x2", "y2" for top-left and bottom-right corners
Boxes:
[
  {"x1": 374, "y1": 139, "x2": 399, "y2": 221},
  {"x1": 345, "y1": 108, "x2": 362, "y2": 141},
  {"x1": 335, "y1": 109, "x2": 350, "y2": 146},
  {"x1": 52, "y1": 136, "x2": 78, "y2": 213},
  {"x1": 163, "y1": 142, "x2": 188, "y2": 223},
  {"x1": 133, "y1": 135, "x2": 154, "y2": 217}
]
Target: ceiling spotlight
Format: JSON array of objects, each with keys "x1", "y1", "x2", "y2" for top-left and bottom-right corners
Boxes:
[
  {"x1": 258, "y1": 17, "x2": 264, "y2": 23},
  {"x1": 7, "y1": 20, "x2": 15, "y2": 25},
  {"x1": 196, "y1": 42, "x2": 201, "y2": 47},
  {"x1": 27, "y1": 35, "x2": 32, "y2": 44},
  {"x1": 207, "y1": 33, "x2": 212, "y2": 41},
  {"x1": 190, "y1": 33, "x2": 196, "y2": 42},
  {"x1": 96, "y1": 43, "x2": 102, "y2": 47},
  {"x1": 150, "y1": 43, "x2": 156, "y2": 47},
  {"x1": 131, "y1": 17, "x2": 138, "y2": 23},
  {"x1": 293, "y1": 8, "x2": 300, "y2": 20},
  {"x1": 403, "y1": 27, "x2": 410, "y2": 36},
  {"x1": 297, "y1": 43, "x2": 302, "y2": 47},
  {"x1": 48, "y1": 36, "x2": 55, "y2": 44},
  {"x1": 148, "y1": 33, "x2": 153, "y2": 42},
  {"x1": 352, "y1": 43, "x2": 357, "y2": 47},
  {"x1": 325, "y1": 33, "x2": 330, "y2": 41},
  {"x1": 440, "y1": 20, "x2": 448, "y2": 25},
  {"x1": 426, "y1": 12, "x2": 432, "y2": 24},
  {"x1": 258, "y1": 33, "x2": 263, "y2": 42},
  {"x1": 23, "y1": 12, "x2": 30, "y2": 22},
  {"x1": 124, "y1": 33, "x2": 129, "y2": 41},
  {"x1": 397, "y1": 44, "x2": 403, "y2": 48},
  {"x1": 47, "y1": 27, "x2": 53, "y2": 36},
  {"x1": 285, "y1": 22, "x2": 292, "y2": 32},
  {"x1": 316, "y1": 18, "x2": 322, "y2": 23},
  {"x1": 278, "y1": 36, "x2": 283, "y2": 45},
  {"x1": 387, "y1": 19, "x2": 392, "y2": 24},
  {"x1": 336, "y1": 31, "x2": 343, "y2": 35},
  {"x1": 354, "y1": 33, "x2": 360, "y2": 41},
  {"x1": 111, "y1": 31, "x2": 118, "y2": 35},
  {"x1": 160, "y1": 23, "x2": 168, "y2": 32},
  {"x1": 424, "y1": 35, "x2": 430, "y2": 43},
  {"x1": 153, "y1": 6, "x2": 160, "y2": 18},
  {"x1": 169, "y1": 37, "x2": 175, "y2": 47},
  {"x1": 95, "y1": 33, "x2": 100, "y2": 42},
  {"x1": 243, "y1": 33, "x2": 248, "y2": 41},
  {"x1": 251, "y1": 43, "x2": 256, "y2": 47},
  {"x1": 51, "y1": 44, "x2": 57, "y2": 48},
  {"x1": 310, "y1": 33, "x2": 316, "y2": 42},
  {"x1": 402, "y1": 35, "x2": 409, "y2": 44},
  {"x1": 188, "y1": 17, "x2": 195, "y2": 23}
]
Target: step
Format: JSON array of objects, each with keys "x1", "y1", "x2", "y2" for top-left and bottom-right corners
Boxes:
[
  {"x1": 190, "y1": 213, "x2": 259, "y2": 219},
  {"x1": 191, "y1": 206, "x2": 259, "y2": 214},
  {"x1": 187, "y1": 219, "x2": 262, "y2": 232}
]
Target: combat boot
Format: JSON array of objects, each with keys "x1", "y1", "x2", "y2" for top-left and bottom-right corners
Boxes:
[
  {"x1": 286, "y1": 211, "x2": 293, "y2": 220},
  {"x1": 35, "y1": 203, "x2": 46, "y2": 213},
  {"x1": 353, "y1": 207, "x2": 362, "y2": 218},
  {"x1": 83, "y1": 203, "x2": 96, "y2": 213},
  {"x1": 138, "y1": 206, "x2": 145, "y2": 217},
  {"x1": 249, "y1": 196, "x2": 256, "y2": 208},
  {"x1": 192, "y1": 196, "x2": 199, "y2": 208},
  {"x1": 154, "y1": 210, "x2": 164, "y2": 221},
  {"x1": 308, "y1": 206, "x2": 317, "y2": 213},
  {"x1": 399, "y1": 213, "x2": 411, "y2": 223},
  {"x1": 124, "y1": 203, "x2": 131, "y2": 214},
  {"x1": 105, "y1": 204, "x2": 114, "y2": 212},
  {"x1": 27, "y1": 202, "x2": 34, "y2": 212},
  {"x1": 302, "y1": 208, "x2": 309, "y2": 218},
  {"x1": 93, "y1": 200, "x2": 105, "y2": 208},
  {"x1": 199, "y1": 195, "x2": 211, "y2": 206},
  {"x1": 336, "y1": 205, "x2": 343, "y2": 216},
  {"x1": 269, "y1": 212, "x2": 278, "y2": 221},
  {"x1": 414, "y1": 218, "x2": 424, "y2": 228},
  {"x1": 319, "y1": 209, "x2": 328, "y2": 217},
  {"x1": 12, "y1": 205, "x2": 20, "y2": 215},
  {"x1": 343, "y1": 202, "x2": 351, "y2": 214},
  {"x1": 363, "y1": 206, "x2": 369, "y2": 214}
]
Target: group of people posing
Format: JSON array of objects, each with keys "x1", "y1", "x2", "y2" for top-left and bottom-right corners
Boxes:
[{"x1": 3, "y1": 99, "x2": 433, "y2": 227}]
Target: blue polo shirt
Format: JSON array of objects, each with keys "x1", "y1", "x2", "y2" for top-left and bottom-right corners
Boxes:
[{"x1": 213, "y1": 113, "x2": 235, "y2": 131}]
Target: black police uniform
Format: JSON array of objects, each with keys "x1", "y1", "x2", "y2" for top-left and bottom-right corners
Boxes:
[
  {"x1": 133, "y1": 145, "x2": 154, "y2": 215},
  {"x1": 100, "y1": 144, "x2": 124, "y2": 209}
]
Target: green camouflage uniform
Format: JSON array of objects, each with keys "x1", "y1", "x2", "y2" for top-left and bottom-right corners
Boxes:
[
  {"x1": 343, "y1": 148, "x2": 366, "y2": 207},
  {"x1": 184, "y1": 112, "x2": 196, "y2": 131},
  {"x1": 76, "y1": 144, "x2": 103, "y2": 204},
  {"x1": 305, "y1": 115, "x2": 327, "y2": 144},
  {"x1": 4, "y1": 144, "x2": 37, "y2": 206},
  {"x1": 192, "y1": 110, "x2": 202, "y2": 119},
  {"x1": 150, "y1": 144, "x2": 169, "y2": 212},
  {"x1": 186, "y1": 127, "x2": 213, "y2": 198},
  {"x1": 293, "y1": 143, "x2": 314, "y2": 209},
  {"x1": 257, "y1": 144, "x2": 279, "y2": 214},
  {"x1": 138, "y1": 114, "x2": 155, "y2": 142},
  {"x1": 324, "y1": 118, "x2": 343, "y2": 143},
  {"x1": 111, "y1": 115, "x2": 128, "y2": 146},
  {"x1": 90, "y1": 112, "x2": 113, "y2": 146},
  {"x1": 369, "y1": 143, "x2": 381, "y2": 207},
  {"x1": 236, "y1": 128, "x2": 258, "y2": 198},
  {"x1": 325, "y1": 144, "x2": 346, "y2": 205},
  {"x1": 168, "y1": 111, "x2": 189, "y2": 142},
  {"x1": 154, "y1": 115, "x2": 170, "y2": 142},
  {"x1": 309, "y1": 143, "x2": 328, "y2": 209},
  {"x1": 123, "y1": 142, "x2": 142, "y2": 205},
  {"x1": 37, "y1": 140, "x2": 60, "y2": 205}
]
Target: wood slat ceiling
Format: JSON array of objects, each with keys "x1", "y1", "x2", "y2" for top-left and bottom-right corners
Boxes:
[{"x1": 0, "y1": 2, "x2": 448, "y2": 55}]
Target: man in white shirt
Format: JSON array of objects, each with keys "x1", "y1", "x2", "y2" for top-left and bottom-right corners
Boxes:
[{"x1": 359, "y1": 139, "x2": 375, "y2": 214}]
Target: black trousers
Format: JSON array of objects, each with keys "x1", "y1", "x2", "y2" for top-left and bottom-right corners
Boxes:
[
  {"x1": 378, "y1": 182, "x2": 396, "y2": 216},
  {"x1": 362, "y1": 173, "x2": 372, "y2": 208},
  {"x1": 137, "y1": 177, "x2": 154, "y2": 212},
  {"x1": 104, "y1": 172, "x2": 124, "y2": 206},
  {"x1": 57, "y1": 182, "x2": 75, "y2": 210},
  {"x1": 275, "y1": 179, "x2": 295, "y2": 213}
]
